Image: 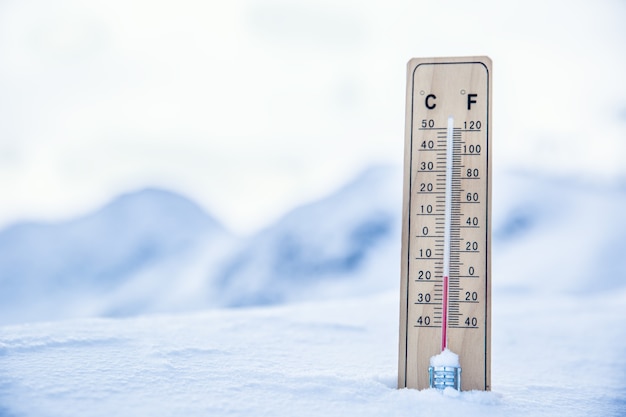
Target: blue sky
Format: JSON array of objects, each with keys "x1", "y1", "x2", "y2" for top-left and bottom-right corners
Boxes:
[{"x1": 0, "y1": 0, "x2": 625, "y2": 233}]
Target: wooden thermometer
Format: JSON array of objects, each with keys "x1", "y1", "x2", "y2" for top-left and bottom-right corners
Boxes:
[{"x1": 398, "y1": 56, "x2": 492, "y2": 391}]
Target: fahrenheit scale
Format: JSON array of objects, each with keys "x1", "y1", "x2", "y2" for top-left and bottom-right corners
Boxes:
[{"x1": 398, "y1": 57, "x2": 492, "y2": 391}]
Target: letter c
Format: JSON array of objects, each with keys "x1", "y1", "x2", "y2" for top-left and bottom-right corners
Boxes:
[{"x1": 425, "y1": 94, "x2": 436, "y2": 110}]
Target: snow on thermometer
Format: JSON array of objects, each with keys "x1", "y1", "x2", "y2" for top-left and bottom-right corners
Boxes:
[{"x1": 398, "y1": 57, "x2": 492, "y2": 391}]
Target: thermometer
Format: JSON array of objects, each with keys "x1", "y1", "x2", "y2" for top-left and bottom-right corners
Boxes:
[{"x1": 398, "y1": 56, "x2": 492, "y2": 391}]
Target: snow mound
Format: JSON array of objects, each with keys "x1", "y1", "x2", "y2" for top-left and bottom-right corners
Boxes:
[{"x1": 430, "y1": 348, "x2": 460, "y2": 367}]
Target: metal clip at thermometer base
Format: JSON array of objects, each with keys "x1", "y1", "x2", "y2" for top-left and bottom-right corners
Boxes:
[
  {"x1": 429, "y1": 366, "x2": 461, "y2": 390},
  {"x1": 428, "y1": 348, "x2": 462, "y2": 390}
]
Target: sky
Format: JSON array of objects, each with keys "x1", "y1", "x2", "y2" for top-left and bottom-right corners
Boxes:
[{"x1": 0, "y1": 0, "x2": 625, "y2": 234}]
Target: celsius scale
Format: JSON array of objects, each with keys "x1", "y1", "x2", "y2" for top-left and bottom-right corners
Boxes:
[{"x1": 398, "y1": 56, "x2": 492, "y2": 391}]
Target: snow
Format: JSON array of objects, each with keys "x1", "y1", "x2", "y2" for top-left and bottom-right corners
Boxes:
[
  {"x1": 0, "y1": 1, "x2": 623, "y2": 414},
  {"x1": 0, "y1": 289, "x2": 624, "y2": 416},
  {"x1": 430, "y1": 349, "x2": 460, "y2": 368},
  {"x1": 0, "y1": 167, "x2": 626, "y2": 415}
]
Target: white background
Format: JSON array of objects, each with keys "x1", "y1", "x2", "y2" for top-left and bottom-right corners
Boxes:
[{"x1": 1, "y1": 0, "x2": 625, "y2": 234}]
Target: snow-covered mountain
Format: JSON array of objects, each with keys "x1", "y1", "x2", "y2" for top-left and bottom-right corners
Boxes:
[
  {"x1": 491, "y1": 172, "x2": 626, "y2": 294},
  {"x1": 215, "y1": 165, "x2": 626, "y2": 308},
  {"x1": 0, "y1": 188, "x2": 232, "y2": 324},
  {"x1": 1, "y1": 167, "x2": 626, "y2": 326},
  {"x1": 215, "y1": 166, "x2": 403, "y2": 307}
]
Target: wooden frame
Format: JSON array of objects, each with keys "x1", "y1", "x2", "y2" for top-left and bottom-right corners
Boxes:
[{"x1": 398, "y1": 56, "x2": 492, "y2": 391}]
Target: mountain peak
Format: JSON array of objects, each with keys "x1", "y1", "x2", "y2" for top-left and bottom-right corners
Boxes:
[
  {"x1": 99, "y1": 187, "x2": 225, "y2": 232},
  {"x1": 0, "y1": 186, "x2": 231, "y2": 324}
]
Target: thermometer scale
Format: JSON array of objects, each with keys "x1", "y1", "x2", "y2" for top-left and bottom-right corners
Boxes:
[{"x1": 398, "y1": 56, "x2": 492, "y2": 391}]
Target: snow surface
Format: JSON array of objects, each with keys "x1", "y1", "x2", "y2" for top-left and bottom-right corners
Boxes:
[{"x1": 0, "y1": 290, "x2": 624, "y2": 416}]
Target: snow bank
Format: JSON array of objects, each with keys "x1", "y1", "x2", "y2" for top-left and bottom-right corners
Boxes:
[{"x1": 0, "y1": 289, "x2": 624, "y2": 417}]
